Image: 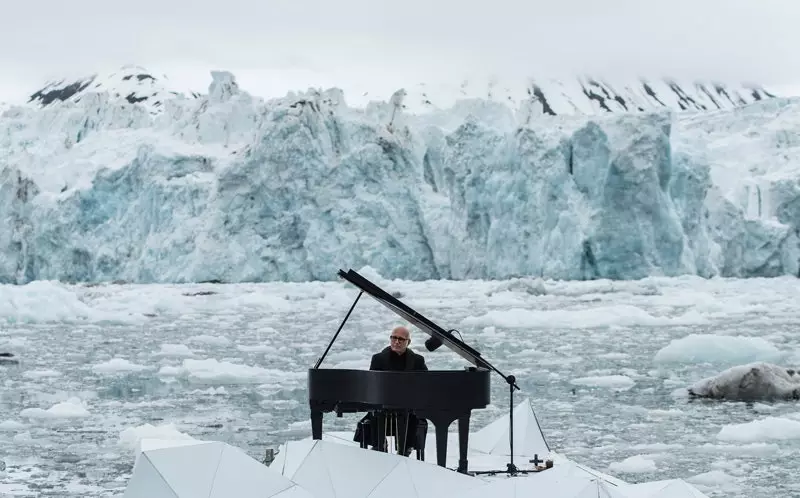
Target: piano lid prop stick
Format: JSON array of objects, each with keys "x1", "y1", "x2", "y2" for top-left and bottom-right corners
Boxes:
[
  {"x1": 338, "y1": 268, "x2": 517, "y2": 389},
  {"x1": 402, "y1": 414, "x2": 409, "y2": 456},
  {"x1": 314, "y1": 290, "x2": 363, "y2": 369}
]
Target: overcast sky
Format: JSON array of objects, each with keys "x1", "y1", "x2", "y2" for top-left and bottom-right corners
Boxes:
[{"x1": 2, "y1": 0, "x2": 800, "y2": 102}]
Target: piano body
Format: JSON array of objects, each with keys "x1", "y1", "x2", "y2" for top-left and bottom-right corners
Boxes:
[{"x1": 308, "y1": 269, "x2": 506, "y2": 474}]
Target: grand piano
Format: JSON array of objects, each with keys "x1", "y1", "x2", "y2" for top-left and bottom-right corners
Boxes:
[{"x1": 308, "y1": 269, "x2": 511, "y2": 474}]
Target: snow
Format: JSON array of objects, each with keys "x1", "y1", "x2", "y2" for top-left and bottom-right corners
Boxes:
[
  {"x1": 27, "y1": 65, "x2": 195, "y2": 116},
  {"x1": 0, "y1": 68, "x2": 798, "y2": 284},
  {"x1": 19, "y1": 66, "x2": 776, "y2": 118}
]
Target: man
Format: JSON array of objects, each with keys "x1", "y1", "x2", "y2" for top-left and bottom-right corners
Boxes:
[
  {"x1": 354, "y1": 325, "x2": 428, "y2": 456},
  {"x1": 369, "y1": 326, "x2": 427, "y2": 371}
]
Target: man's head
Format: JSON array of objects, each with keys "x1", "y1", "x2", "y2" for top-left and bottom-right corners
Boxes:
[{"x1": 389, "y1": 326, "x2": 411, "y2": 354}]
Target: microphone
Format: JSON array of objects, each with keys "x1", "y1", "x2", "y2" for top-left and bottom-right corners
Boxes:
[
  {"x1": 424, "y1": 336, "x2": 443, "y2": 352},
  {"x1": 425, "y1": 329, "x2": 457, "y2": 352}
]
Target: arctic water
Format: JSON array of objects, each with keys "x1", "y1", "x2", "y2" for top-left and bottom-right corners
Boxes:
[{"x1": 1, "y1": 273, "x2": 799, "y2": 497}]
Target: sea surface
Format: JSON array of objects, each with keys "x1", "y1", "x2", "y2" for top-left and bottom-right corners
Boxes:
[{"x1": 1, "y1": 275, "x2": 799, "y2": 497}]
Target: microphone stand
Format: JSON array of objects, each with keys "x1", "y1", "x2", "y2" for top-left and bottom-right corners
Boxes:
[
  {"x1": 470, "y1": 374, "x2": 538, "y2": 477},
  {"x1": 426, "y1": 331, "x2": 537, "y2": 476}
]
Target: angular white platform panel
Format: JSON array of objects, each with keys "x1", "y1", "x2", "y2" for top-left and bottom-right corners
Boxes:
[
  {"x1": 273, "y1": 429, "x2": 622, "y2": 485},
  {"x1": 268, "y1": 402, "x2": 709, "y2": 498},
  {"x1": 458, "y1": 459, "x2": 630, "y2": 498},
  {"x1": 132, "y1": 438, "x2": 209, "y2": 469},
  {"x1": 272, "y1": 432, "x2": 714, "y2": 498},
  {"x1": 124, "y1": 439, "x2": 314, "y2": 498},
  {"x1": 274, "y1": 439, "x2": 484, "y2": 498},
  {"x1": 470, "y1": 398, "x2": 550, "y2": 458},
  {"x1": 624, "y1": 478, "x2": 710, "y2": 498},
  {"x1": 573, "y1": 479, "x2": 630, "y2": 498}
]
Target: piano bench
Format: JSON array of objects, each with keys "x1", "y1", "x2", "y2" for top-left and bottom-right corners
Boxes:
[{"x1": 355, "y1": 417, "x2": 428, "y2": 461}]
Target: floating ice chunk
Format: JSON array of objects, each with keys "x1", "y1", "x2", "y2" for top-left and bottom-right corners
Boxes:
[
  {"x1": 608, "y1": 455, "x2": 657, "y2": 473},
  {"x1": 571, "y1": 375, "x2": 635, "y2": 390},
  {"x1": 19, "y1": 397, "x2": 90, "y2": 419},
  {"x1": 92, "y1": 358, "x2": 152, "y2": 374},
  {"x1": 153, "y1": 344, "x2": 196, "y2": 358},
  {"x1": 688, "y1": 470, "x2": 739, "y2": 489},
  {"x1": 237, "y1": 344, "x2": 278, "y2": 353},
  {"x1": 118, "y1": 423, "x2": 197, "y2": 452},
  {"x1": 0, "y1": 281, "x2": 117, "y2": 323},
  {"x1": 654, "y1": 334, "x2": 787, "y2": 365},
  {"x1": 687, "y1": 362, "x2": 800, "y2": 401},
  {"x1": 462, "y1": 304, "x2": 705, "y2": 330},
  {"x1": 187, "y1": 334, "x2": 231, "y2": 347},
  {"x1": 0, "y1": 420, "x2": 26, "y2": 430},
  {"x1": 22, "y1": 369, "x2": 62, "y2": 379},
  {"x1": 158, "y1": 358, "x2": 304, "y2": 385},
  {"x1": 717, "y1": 416, "x2": 800, "y2": 443}
]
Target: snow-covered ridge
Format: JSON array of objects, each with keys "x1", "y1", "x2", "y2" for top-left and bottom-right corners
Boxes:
[
  {"x1": 20, "y1": 65, "x2": 777, "y2": 117},
  {"x1": 359, "y1": 76, "x2": 776, "y2": 116},
  {"x1": 0, "y1": 68, "x2": 798, "y2": 284},
  {"x1": 26, "y1": 65, "x2": 201, "y2": 116}
]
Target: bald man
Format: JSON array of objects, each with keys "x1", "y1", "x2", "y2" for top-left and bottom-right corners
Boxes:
[
  {"x1": 369, "y1": 325, "x2": 427, "y2": 371},
  {"x1": 354, "y1": 325, "x2": 428, "y2": 456}
]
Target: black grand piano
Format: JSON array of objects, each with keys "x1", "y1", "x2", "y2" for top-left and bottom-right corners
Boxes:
[{"x1": 308, "y1": 269, "x2": 513, "y2": 474}]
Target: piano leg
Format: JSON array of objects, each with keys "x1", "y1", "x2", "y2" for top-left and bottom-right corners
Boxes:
[
  {"x1": 432, "y1": 420, "x2": 449, "y2": 468},
  {"x1": 373, "y1": 411, "x2": 387, "y2": 452},
  {"x1": 457, "y1": 414, "x2": 470, "y2": 474},
  {"x1": 395, "y1": 411, "x2": 412, "y2": 457},
  {"x1": 311, "y1": 409, "x2": 323, "y2": 440},
  {"x1": 418, "y1": 411, "x2": 469, "y2": 470}
]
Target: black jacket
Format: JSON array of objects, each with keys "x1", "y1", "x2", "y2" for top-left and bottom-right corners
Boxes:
[
  {"x1": 369, "y1": 346, "x2": 427, "y2": 371},
  {"x1": 354, "y1": 346, "x2": 429, "y2": 450}
]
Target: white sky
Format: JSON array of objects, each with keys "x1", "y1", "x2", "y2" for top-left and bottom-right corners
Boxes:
[{"x1": 2, "y1": 0, "x2": 800, "y2": 102}]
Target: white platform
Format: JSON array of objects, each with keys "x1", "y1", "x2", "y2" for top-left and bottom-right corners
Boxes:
[{"x1": 123, "y1": 399, "x2": 710, "y2": 498}]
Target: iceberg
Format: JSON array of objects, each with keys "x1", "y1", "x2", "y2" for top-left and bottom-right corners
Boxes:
[
  {"x1": 687, "y1": 362, "x2": 800, "y2": 401},
  {"x1": 1, "y1": 69, "x2": 798, "y2": 284}
]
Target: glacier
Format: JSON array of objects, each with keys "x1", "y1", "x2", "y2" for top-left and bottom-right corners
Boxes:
[{"x1": 0, "y1": 69, "x2": 798, "y2": 284}]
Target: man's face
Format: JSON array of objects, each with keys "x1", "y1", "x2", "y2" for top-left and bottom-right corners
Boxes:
[{"x1": 389, "y1": 327, "x2": 410, "y2": 354}]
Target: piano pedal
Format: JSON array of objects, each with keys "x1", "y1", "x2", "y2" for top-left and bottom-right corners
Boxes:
[{"x1": 261, "y1": 448, "x2": 278, "y2": 466}]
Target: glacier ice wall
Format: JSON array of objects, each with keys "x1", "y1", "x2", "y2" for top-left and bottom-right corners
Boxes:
[{"x1": 1, "y1": 72, "x2": 798, "y2": 284}]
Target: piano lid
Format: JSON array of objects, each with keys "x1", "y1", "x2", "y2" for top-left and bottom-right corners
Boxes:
[{"x1": 337, "y1": 268, "x2": 492, "y2": 372}]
